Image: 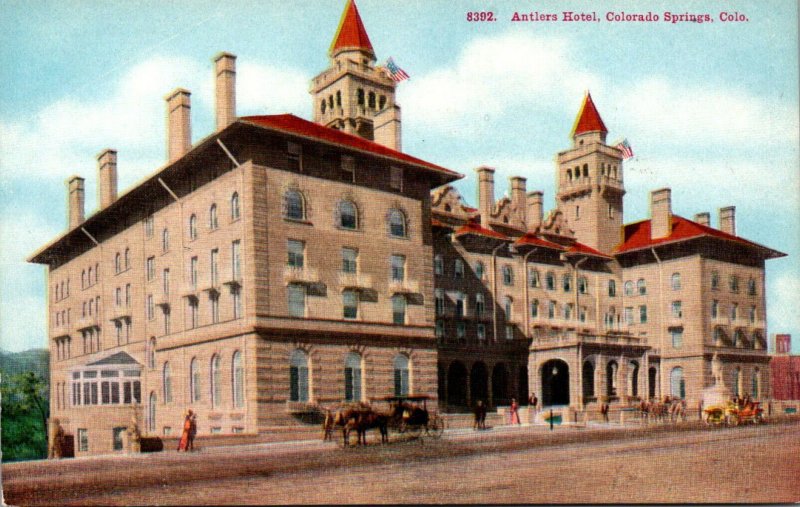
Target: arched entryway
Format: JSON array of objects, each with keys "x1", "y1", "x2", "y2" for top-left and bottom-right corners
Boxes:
[
  {"x1": 470, "y1": 362, "x2": 489, "y2": 406},
  {"x1": 447, "y1": 361, "x2": 468, "y2": 408},
  {"x1": 541, "y1": 359, "x2": 570, "y2": 406},
  {"x1": 492, "y1": 363, "x2": 509, "y2": 406},
  {"x1": 606, "y1": 360, "x2": 618, "y2": 398},
  {"x1": 517, "y1": 365, "x2": 529, "y2": 403},
  {"x1": 629, "y1": 361, "x2": 640, "y2": 398}
]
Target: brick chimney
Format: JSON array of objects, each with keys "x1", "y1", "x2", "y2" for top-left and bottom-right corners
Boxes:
[
  {"x1": 694, "y1": 212, "x2": 710, "y2": 227},
  {"x1": 67, "y1": 175, "x2": 85, "y2": 229},
  {"x1": 166, "y1": 88, "x2": 191, "y2": 163},
  {"x1": 719, "y1": 206, "x2": 736, "y2": 235},
  {"x1": 650, "y1": 188, "x2": 672, "y2": 239},
  {"x1": 97, "y1": 149, "x2": 117, "y2": 209},
  {"x1": 510, "y1": 176, "x2": 527, "y2": 226},
  {"x1": 476, "y1": 166, "x2": 495, "y2": 228},
  {"x1": 527, "y1": 191, "x2": 543, "y2": 232},
  {"x1": 214, "y1": 52, "x2": 237, "y2": 131},
  {"x1": 373, "y1": 104, "x2": 402, "y2": 151}
]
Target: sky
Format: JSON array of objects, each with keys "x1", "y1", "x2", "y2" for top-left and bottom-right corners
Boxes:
[{"x1": 0, "y1": 0, "x2": 798, "y2": 354}]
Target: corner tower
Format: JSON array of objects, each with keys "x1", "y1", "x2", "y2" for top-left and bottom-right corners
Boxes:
[
  {"x1": 311, "y1": 0, "x2": 401, "y2": 150},
  {"x1": 555, "y1": 93, "x2": 625, "y2": 253}
]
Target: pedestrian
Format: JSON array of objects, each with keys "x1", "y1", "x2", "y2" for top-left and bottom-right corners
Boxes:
[
  {"x1": 473, "y1": 400, "x2": 484, "y2": 430},
  {"x1": 188, "y1": 411, "x2": 198, "y2": 451},
  {"x1": 178, "y1": 409, "x2": 193, "y2": 452},
  {"x1": 601, "y1": 402, "x2": 609, "y2": 423},
  {"x1": 510, "y1": 398, "x2": 521, "y2": 425},
  {"x1": 532, "y1": 394, "x2": 538, "y2": 413}
]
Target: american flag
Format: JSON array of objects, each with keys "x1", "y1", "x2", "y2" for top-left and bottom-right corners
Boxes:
[
  {"x1": 379, "y1": 57, "x2": 410, "y2": 82},
  {"x1": 616, "y1": 138, "x2": 634, "y2": 159}
]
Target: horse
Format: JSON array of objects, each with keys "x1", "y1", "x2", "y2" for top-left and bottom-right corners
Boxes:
[{"x1": 346, "y1": 410, "x2": 389, "y2": 446}]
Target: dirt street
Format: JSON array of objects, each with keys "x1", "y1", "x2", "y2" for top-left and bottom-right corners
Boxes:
[{"x1": 5, "y1": 421, "x2": 800, "y2": 505}]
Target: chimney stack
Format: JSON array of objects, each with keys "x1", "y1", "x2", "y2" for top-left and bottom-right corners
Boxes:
[
  {"x1": 166, "y1": 88, "x2": 191, "y2": 163},
  {"x1": 97, "y1": 149, "x2": 118, "y2": 209},
  {"x1": 67, "y1": 175, "x2": 85, "y2": 229},
  {"x1": 719, "y1": 206, "x2": 736, "y2": 235},
  {"x1": 650, "y1": 188, "x2": 672, "y2": 239},
  {"x1": 694, "y1": 212, "x2": 710, "y2": 227},
  {"x1": 527, "y1": 191, "x2": 543, "y2": 232},
  {"x1": 510, "y1": 176, "x2": 527, "y2": 226},
  {"x1": 214, "y1": 52, "x2": 237, "y2": 131},
  {"x1": 373, "y1": 104, "x2": 402, "y2": 151},
  {"x1": 476, "y1": 166, "x2": 495, "y2": 228}
]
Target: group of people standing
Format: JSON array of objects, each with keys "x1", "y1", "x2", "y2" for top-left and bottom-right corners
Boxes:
[{"x1": 473, "y1": 395, "x2": 539, "y2": 429}]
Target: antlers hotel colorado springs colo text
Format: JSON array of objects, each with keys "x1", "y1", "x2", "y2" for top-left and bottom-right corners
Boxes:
[{"x1": 29, "y1": 0, "x2": 784, "y2": 455}]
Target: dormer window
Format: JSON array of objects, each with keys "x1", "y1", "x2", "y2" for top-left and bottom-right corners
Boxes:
[
  {"x1": 287, "y1": 142, "x2": 302, "y2": 172},
  {"x1": 341, "y1": 155, "x2": 355, "y2": 182}
]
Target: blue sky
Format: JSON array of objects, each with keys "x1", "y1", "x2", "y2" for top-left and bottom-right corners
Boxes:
[{"x1": 1, "y1": 0, "x2": 798, "y2": 353}]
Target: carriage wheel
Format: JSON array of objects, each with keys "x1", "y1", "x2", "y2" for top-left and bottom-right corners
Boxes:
[
  {"x1": 727, "y1": 414, "x2": 739, "y2": 427},
  {"x1": 407, "y1": 424, "x2": 423, "y2": 439},
  {"x1": 429, "y1": 416, "x2": 445, "y2": 439}
]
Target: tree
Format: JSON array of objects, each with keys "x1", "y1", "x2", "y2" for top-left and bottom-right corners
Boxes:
[{"x1": 1, "y1": 371, "x2": 49, "y2": 461}]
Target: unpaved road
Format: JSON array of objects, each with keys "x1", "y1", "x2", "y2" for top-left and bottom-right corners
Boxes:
[{"x1": 5, "y1": 421, "x2": 799, "y2": 505}]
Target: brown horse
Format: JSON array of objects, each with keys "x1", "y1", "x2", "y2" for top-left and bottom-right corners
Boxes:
[{"x1": 346, "y1": 410, "x2": 389, "y2": 446}]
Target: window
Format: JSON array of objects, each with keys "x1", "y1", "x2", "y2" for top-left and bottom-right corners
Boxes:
[
  {"x1": 163, "y1": 306, "x2": 171, "y2": 335},
  {"x1": 162, "y1": 228, "x2": 169, "y2": 252},
  {"x1": 115, "y1": 287, "x2": 122, "y2": 307},
  {"x1": 475, "y1": 294, "x2": 485, "y2": 317},
  {"x1": 148, "y1": 393, "x2": 156, "y2": 432},
  {"x1": 434, "y1": 289, "x2": 445, "y2": 315},
  {"x1": 624, "y1": 307, "x2": 633, "y2": 325},
  {"x1": 563, "y1": 274, "x2": 572, "y2": 292},
  {"x1": 671, "y1": 329, "x2": 683, "y2": 348},
  {"x1": 125, "y1": 284, "x2": 131, "y2": 306},
  {"x1": 637, "y1": 279, "x2": 646, "y2": 295},
  {"x1": 288, "y1": 284, "x2": 305, "y2": 317},
  {"x1": 504, "y1": 297, "x2": 513, "y2": 321},
  {"x1": 729, "y1": 275, "x2": 739, "y2": 293},
  {"x1": 530, "y1": 299, "x2": 539, "y2": 318},
  {"x1": 578, "y1": 276, "x2": 588, "y2": 294},
  {"x1": 575, "y1": 205, "x2": 580, "y2": 219},
  {"x1": 671, "y1": 273, "x2": 681, "y2": 290},
  {"x1": 730, "y1": 303, "x2": 738, "y2": 320},
  {"x1": 78, "y1": 429, "x2": 88, "y2": 452},
  {"x1": 163, "y1": 362, "x2": 172, "y2": 403},
  {"x1": 344, "y1": 353, "x2": 362, "y2": 402},
  {"x1": 477, "y1": 323, "x2": 486, "y2": 341},
  {"x1": 285, "y1": 190, "x2": 305, "y2": 220},
  {"x1": 114, "y1": 254, "x2": 121, "y2": 274},
  {"x1": 341, "y1": 155, "x2": 355, "y2": 182},
  {"x1": 338, "y1": 200, "x2": 357, "y2": 229},
  {"x1": 287, "y1": 142, "x2": 302, "y2": 171},
  {"x1": 529, "y1": 268, "x2": 540, "y2": 288},
  {"x1": 391, "y1": 355, "x2": 411, "y2": 397},
  {"x1": 231, "y1": 240, "x2": 241, "y2": 280},
  {"x1": 88, "y1": 266, "x2": 93, "y2": 286},
  {"x1": 455, "y1": 292, "x2": 465, "y2": 318},
  {"x1": 435, "y1": 319, "x2": 445, "y2": 339},
  {"x1": 232, "y1": 351, "x2": 244, "y2": 408},
  {"x1": 123, "y1": 250, "x2": 129, "y2": 271},
  {"x1": 711, "y1": 271, "x2": 720, "y2": 290},
  {"x1": 231, "y1": 192, "x2": 240, "y2": 221},
  {"x1": 338, "y1": 247, "x2": 357, "y2": 274},
  {"x1": 608, "y1": 279, "x2": 616, "y2": 297},
  {"x1": 290, "y1": 349, "x2": 309, "y2": 402},
  {"x1": 148, "y1": 338, "x2": 156, "y2": 369},
  {"x1": 624, "y1": 280, "x2": 633, "y2": 296},
  {"x1": 190, "y1": 358, "x2": 201, "y2": 402},
  {"x1": 232, "y1": 287, "x2": 242, "y2": 319},
  {"x1": 580, "y1": 306, "x2": 587, "y2": 322},
  {"x1": 145, "y1": 215, "x2": 154, "y2": 238},
  {"x1": 189, "y1": 214, "x2": 197, "y2": 240},
  {"x1": 548, "y1": 301, "x2": 556, "y2": 319},
  {"x1": 146, "y1": 295, "x2": 154, "y2": 320},
  {"x1": 711, "y1": 300, "x2": 719, "y2": 319},
  {"x1": 209, "y1": 204, "x2": 218, "y2": 230},
  {"x1": 672, "y1": 301, "x2": 682, "y2": 318},
  {"x1": 211, "y1": 355, "x2": 221, "y2": 408},
  {"x1": 388, "y1": 209, "x2": 406, "y2": 237},
  {"x1": 505, "y1": 325, "x2": 514, "y2": 341},
  {"x1": 747, "y1": 278, "x2": 757, "y2": 296},
  {"x1": 357, "y1": 88, "x2": 364, "y2": 105},
  {"x1": 565, "y1": 303, "x2": 574, "y2": 320},
  {"x1": 390, "y1": 166, "x2": 403, "y2": 191},
  {"x1": 343, "y1": 289, "x2": 358, "y2": 319},
  {"x1": 163, "y1": 269, "x2": 170, "y2": 295},
  {"x1": 391, "y1": 255, "x2": 405, "y2": 281},
  {"x1": 190, "y1": 257, "x2": 198, "y2": 289},
  {"x1": 749, "y1": 306, "x2": 756, "y2": 323},
  {"x1": 146, "y1": 257, "x2": 155, "y2": 281},
  {"x1": 210, "y1": 294, "x2": 219, "y2": 324},
  {"x1": 502, "y1": 266, "x2": 514, "y2": 286},
  {"x1": 639, "y1": 305, "x2": 647, "y2": 323},
  {"x1": 208, "y1": 249, "x2": 219, "y2": 287},
  {"x1": 392, "y1": 295, "x2": 406, "y2": 325},
  {"x1": 287, "y1": 240, "x2": 304, "y2": 268},
  {"x1": 457, "y1": 321, "x2": 466, "y2": 340},
  {"x1": 454, "y1": 259, "x2": 464, "y2": 278},
  {"x1": 546, "y1": 272, "x2": 555, "y2": 291},
  {"x1": 670, "y1": 367, "x2": 685, "y2": 399},
  {"x1": 368, "y1": 91, "x2": 376, "y2": 109},
  {"x1": 752, "y1": 368, "x2": 760, "y2": 398},
  {"x1": 434, "y1": 255, "x2": 443, "y2": 276},
  {"x1": 608, "y1": 204, "x2": 614, "y2": 218}
]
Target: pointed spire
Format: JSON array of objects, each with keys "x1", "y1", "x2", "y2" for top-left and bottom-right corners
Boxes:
[
  {"x1": 329, "y1": 0, "x2": 375, "y2": 60},
  {"x1": 571, "y1": 92, "x2": 608, "y2": 137}
]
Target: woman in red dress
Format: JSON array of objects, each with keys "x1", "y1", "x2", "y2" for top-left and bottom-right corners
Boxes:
[
  {"x1": 177, "y1": 410, "x2": 193, "y2": 451},
  {"x1": 510, "y1": 398, "x2": 521, "y2": 425}
]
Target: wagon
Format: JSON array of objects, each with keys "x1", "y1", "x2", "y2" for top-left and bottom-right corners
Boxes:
[
  {"x1": 704, "y1": 401, "x2": 764, "y2": 426},
  {"x1": 378, "y1": 395, "x2": 445, "y2": 439}
]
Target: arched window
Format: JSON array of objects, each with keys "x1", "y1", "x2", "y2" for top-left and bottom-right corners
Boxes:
[
  {"x1": 320, "y1": 99, "x2": 326, "y2": 113},
  {"x1": 290, "y1": 349, "x2": 309, "y2": 402},
  {"x1": 336, "y1": 91, "x2": 341, "y2": 107},
  {"x1": 357, "y1": 88, "x2": 365, "y2": 106},
  {"x1": 530, "y1": 299, "x2": 539, "y2": 318},
  {"x1": 95, "y1": 263, "x2": 99, "y2": 283},
  {"x1": 368, "y1": 91, "x2": 376, "y2": 109},
  {"x1": 475, "y1": 261, "x2": 485, "y2": 280},
  {"x1": 338, "y1": 200, "x2": 357, "y2": 229},
  {"x1": 232, "y1": 351, "x2": 244, "y2": 408},
  {"x1": 454, "y1": 259, "x2": 464, "y2": 278},
  {"x1": 344, "y1": 352, "x2": 362, "y2": 402},
  {"x1": 671, "y1": 367, "x2": 685, "y2": 399},
  {"x1": 231, "y1": 192, "x2": 240, "y2": 221},
  {"x1": 583, "y1": 164, "x2": 589, "y2": 178},
  {"x1": 209, "y1": 204, "x2": 218, "y2": 230},
  {"x1": 388, "y1": 209, "x2": 406, "y2": 237},
  {"x1": 88, "y1": 267, "x2": 93, "y2": 286},
  {"x1": 608, "y1": 279, "x2": 616, "y2": 297},
  {"x1": 190, "y1": 357, "x2": 201, "y2": 402},
  {"x1": 392, "y1": 295, "x2": 406, "y2": 325},
  {"x1": 284, "y1": 189, "x2": 305, "y2": 220},
  {"x1": 562, "y1": 274, "x2": 572, "y2": 292},
  {"x1": 545, "y1": 272, "x2": 555, "y2": 291},
  {"x1": 378, "y1": 95, "x2": 386, "y2": 109},
  {"x1": 148, "y1": 337, "x2": 156, "y2": 369},
  {"x1": 504, "y1": 296, "x2": 513, "y2": 320},
  {"x1": 114, "y1": 254, "x2": 120, "y2": 274},
  {"x1": 124, "y1": 249, "x2": 130, "y2": 270},
  {"x1": 210, "y1": 354, "x2": 221, "y2": 408},
  {"x1": 502, "y1": 266, "x2": 514, "y2": 286},
  {"x1": 393, "y1": 355, "x2": 410, "y2": 396},
  {"x1": 629, "y1": 361, "x2": 640, "y2": 398},
  {"x1": 624, "y1": 280, "x2": 634, "y2": 296},
  {"x1": 578, "y1": 276, "x2": 588, "y2": 294},
  {"x1": 671, "y1": 272, "x2": 681, "y2": 290},
  {"x1": 637, "y1": 279, "x2": 646, "y2": 295},
  {"x1": 162, "y1": 362, "x2": 172, "y2": 403},
  {"x1": 148, "y1": 392, "x2": 156, "y2": 432},
  {"x1": 567, "y1": 169, "x2": 573, "y2": 181},
  {"x1": 189, "y1": 214, "x2": 198, "y2": 240},
  {"x1": 162, "y1": 228, "x2": 169, "y2": 252}
]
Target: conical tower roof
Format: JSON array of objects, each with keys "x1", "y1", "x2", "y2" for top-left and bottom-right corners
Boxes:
[
  {"x1": 329, "y1": 0, "x2": 375, "y2": 59},
  {"x1": 571, "y1": 92, "x2": 608, "y2": 137}
]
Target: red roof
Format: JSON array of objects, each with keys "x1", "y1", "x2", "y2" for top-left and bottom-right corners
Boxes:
[
  {"x1": 572, "y1": 92, "x2": 608, "y2": 136},
  {"x1": 568, "y1": 241, "x2": 612, "y2": 259},
  {"x1": 514, "y1": 233, "x2": 565, "y2": 251},
  {"x1": 615, "y1": 215, "x2": 786, "y2": 258},
  {"x1": 431, "y1": 218, "x2": 452, "y2": 229},
  {"x1": 240, "y1": 114, "x2": 460, "y2": 179},
  {"x1": 454, "y1": 221, "x2": 509, "y2": 241},
  {"x1": 330, "y1": 0, "x2": 374, "y2": 58}
]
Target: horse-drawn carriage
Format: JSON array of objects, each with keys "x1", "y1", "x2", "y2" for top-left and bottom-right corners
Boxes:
[
  {"x1": 704, "y1": 400, "x2": 764, "y2": 426},
  {"x1": 380, "y1": 395, "x2": 445, "y2": 440}
]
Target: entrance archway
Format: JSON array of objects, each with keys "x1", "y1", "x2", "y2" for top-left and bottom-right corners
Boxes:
[
  {"x1": 629, "y1": 361, "x2": 640, "y2": 398},
  {"x1": 541, "y1": 359, "x2": 570, "y2": 406},
  {"x1": 447, "y1": 361, "x2": 468, "y2": 408},
  {"x1": 470, "y1": 362, "x2": 488, "y2": 406},
  {"x1": 492, "y1": 363, "x2": 509, "y2": 406}
]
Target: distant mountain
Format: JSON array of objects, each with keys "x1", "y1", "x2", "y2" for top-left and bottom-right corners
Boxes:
[{"x1": 0, "y1": 349, "x2": 49, "y2": 380}]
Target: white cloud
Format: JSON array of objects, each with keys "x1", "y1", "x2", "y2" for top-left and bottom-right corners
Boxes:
[
  {"x1": 768, "y1": 271, "x2": 800, "y2": 343},
  {"x1": 237, "y1": 61, "x2": 309, "y2": 117}
]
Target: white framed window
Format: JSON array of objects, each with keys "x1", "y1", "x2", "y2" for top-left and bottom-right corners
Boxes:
[
  {"x1": 210, "y1": 354, "x2": 221, "y2": 408},
  {"x1": 344, "y1": 352, "x2": 362, "y2": 401},
  {"x1": 284, "y1": 190, "x2": 305, "y2": 220},
  {"x1": 388, "y1": 209, "x2": 406, "y2": 237},
  {"x1": 637, "y1": 279, "x2": 646, "y2": 295},
  {"x1": 290, "y1": 349, "x2": 309, "y2": 402},
  {"x1": 338, "y1": 200, "x2": 358, "y2": 229},
  {"x1": 287, "y1": 240, "x2": 304, "y2": 268},
  {"x1": 563, "y1": 274, "x2": 572, "y2": 292},
  {"x1": 343, "y1": 289, "x2": 358, "y2": 319},
  {"x1": 671, "y1": 273, "x2": 681, "y2": 290},
  {"x1": 288, "y1": 284, "x2": 305, "y2": 317},
  {"x1": 342, "y1": 248, "x2": 358, "y2": 273},
  {"x1": 502, "y1": 265, "x2": 514, "y2": 286},
  {"x1": 391, "y1": 254, "x2": 405, "y2": 281},
  {"x1": 672, "y1": 301, "x2": 682, "y2": 318},
  {"x1": 546, "y1": 272, "x2": 555, "y2": 291},
  {"x1": 209, "y1": 204, "x2": 218, "y2": 230},
  {"x1": 530, "y1": 299, "x2": 539, "y2": 318},
  {"x1": 231, "y1": 240, "x2": 241, "y2": 281},
  {"x1": 454, "y1": 259, "x2": 464, "y2": 278},
  {"x1": 232, "y1": 351, "x2": 244, "y2": 408},
  {"x1": 434, "y1": 289, "x2": 445, "y2": 315},
  {"x1": 231, "y1": 192, "x2": 240, "y2": 221},
  {"x1": 393, "y1": 355, "x2": 410, "y2": 396},
  {"x1": 475, "y1": 293, "x2": 485, "y2": 317},
  {"x1": 146, "y1": 257, "x2": 155, "y2": 281},
  {"x1": 624, "y1": 280, "x2": 634, "y2": 296},
  {"x1": 190, "y1": 357, "x2": 201, "y2": 402},
  {"x1": 189, "y1": 214, "x2": 198, "y2": 240},
  {"x1": 392, "y1": 295, "x2": 406, "y2": 325},
  {"x1": 475, "y1": 261, "x2": 485, "y2": 280},
  {"x1": 671, "y1": 329, "x2": 683, "y2": 348}
]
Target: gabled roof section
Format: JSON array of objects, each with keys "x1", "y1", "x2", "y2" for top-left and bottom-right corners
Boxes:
[
  {"x1": 571, "y1": 92, "x2": 608, "y2": 136},
  {"x1": 240, "y1": 114, "x2": 461, "y2": 181},
  {"x1": 568, "y1": 241, "x2": 612, "y2": 259},
  {"x1": 454, "y1": 220, "x2": 509, "y2": 241},
  {"x1": 513, "y1": 233, "x2": 565, "y2": 251},
  {"x1": 615, "y1": 215, "x2": 786, "y2": 258},
  {"x1": 330, "y1": 0, "x2": 375, "y2": 59},
  {"x1": 87, "y1": 351, "x2": 140, "y2": 367}
]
